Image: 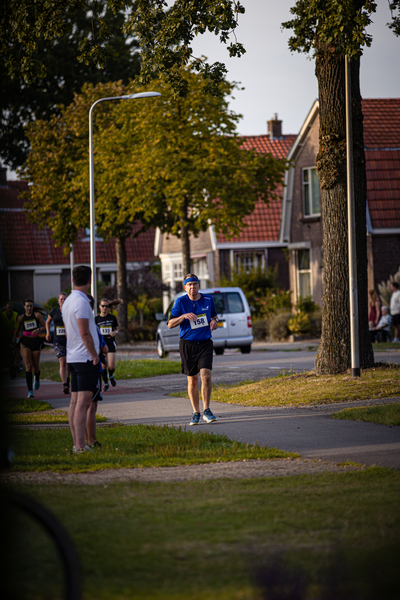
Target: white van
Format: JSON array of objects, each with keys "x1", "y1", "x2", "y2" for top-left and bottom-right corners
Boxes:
[{"x1": 156, "y1": 287, "x2": 253, "y2": 358}]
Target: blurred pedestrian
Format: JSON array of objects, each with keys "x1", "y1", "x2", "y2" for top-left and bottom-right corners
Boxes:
[
  {"x1": 95, "y1": 298, "x2": 121, "y2": 390},
  {"x1": 46, "y1": 292, "x2": 70, "y2": 394},
  {"x1": 13, "y1": 298, "x2": 45, "y2": 398},
  {"x1": 390, "y1": 282, "x2": 400, "y2": 342}
]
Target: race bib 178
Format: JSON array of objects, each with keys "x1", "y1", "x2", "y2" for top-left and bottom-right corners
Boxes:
[{"x1": 190, "y1": 314, "x2": 209, "y2": 330}]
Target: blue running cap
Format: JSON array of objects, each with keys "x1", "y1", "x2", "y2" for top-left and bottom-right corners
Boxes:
[{"x1": 184, "y1": 276, "x2": 199, "y2": 285}]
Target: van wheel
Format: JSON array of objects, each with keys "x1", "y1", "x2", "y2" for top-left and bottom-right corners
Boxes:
[
  {"x1": 214, "y1": 347, "x2": 224, "y2": 355},
  {"x1": 157, "y1": 338, "x2": 168, "y2": 358},
  {"x1": 240, "y1": 345, "x2": 251, "y2": 354}
]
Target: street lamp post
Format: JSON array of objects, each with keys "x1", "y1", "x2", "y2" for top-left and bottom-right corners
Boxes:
[{"x1": 89, "y1": 92, "x2": 161, "y2": 310}]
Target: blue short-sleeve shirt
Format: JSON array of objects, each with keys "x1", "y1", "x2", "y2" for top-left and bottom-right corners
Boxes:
[{"x1": 170, "y1": 294, "x2": 217, "y2": 342}]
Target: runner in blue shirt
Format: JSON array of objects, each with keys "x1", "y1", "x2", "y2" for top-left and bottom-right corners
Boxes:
[{"x1": 168, "y1": 273, "x2": 219, "y2": 425}]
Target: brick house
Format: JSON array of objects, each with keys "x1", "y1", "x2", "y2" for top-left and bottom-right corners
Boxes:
[
  {"x1": 155, "y1": 116, "x2": 296, "y2": 310},
  {"x1": 0, "y1": 167, "x2": 155, "y2": 305},
  {"x1": 280, "y1": 98, "x2": 400, "y2": 306}
]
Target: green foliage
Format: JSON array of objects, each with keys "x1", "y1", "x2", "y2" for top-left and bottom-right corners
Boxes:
[
  {"x1": 1, "y1": 0, "x2": 140, "y2": 169},
  {"x1": 23, "y1": 69, "x2": 287, "y2": 258},
  {"x1": 288, "y1": 310, "x2": 310, "y2": 334},
  {"x1": 282, "y1": 0, "x2": 377, "y2": 60},
  {"x1": 43, "y1": 296, "x2": 59, "y2": 312},
  {"x1": 218, "y1": 266, "x2": 278, "y2": 316},
  {"x1": 295, "y1": 295, "x2": 319, "y2": 315},
  {"x1": 257, "y1": 289, "x2": 293, "y2": 319}
]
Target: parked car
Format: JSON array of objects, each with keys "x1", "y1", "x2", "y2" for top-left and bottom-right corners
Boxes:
[{"x1": 156, "y1": 287, "x2": 253, "y2": 358}]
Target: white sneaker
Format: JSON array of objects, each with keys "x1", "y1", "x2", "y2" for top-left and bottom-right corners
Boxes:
[{"x1": 73, "y1": 445, "x2": 92, "y2": 454}]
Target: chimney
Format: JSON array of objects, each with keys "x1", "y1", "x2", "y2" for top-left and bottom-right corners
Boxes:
[
  {"x1": 0, "y1": 166, "x2": 7, "y2": 186},
  {"x1": 267, "y1": 113, "x2": 282, "y2": 139}
]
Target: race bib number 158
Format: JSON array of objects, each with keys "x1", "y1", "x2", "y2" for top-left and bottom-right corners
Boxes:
[{"x1": 190, "y1": 314, "x2": 208, "y2": 329}]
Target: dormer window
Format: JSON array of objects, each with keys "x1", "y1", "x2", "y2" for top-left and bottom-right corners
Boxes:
[{"x1": 302, "y1": 167, "x2": 321, "y2": 217}]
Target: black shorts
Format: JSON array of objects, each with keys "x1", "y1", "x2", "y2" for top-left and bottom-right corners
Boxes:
[
  {"x1": 179, "y1": 338, "x2": 213, "y2": 377},
  {"x1": 20, "y1": 336, "x2": 41, "y2": 352},
  {"x1": 68, "y1": 360, "x2": 101, "y2": 395},
  {"x1": 392, "y1": 314, "x2": 400, "y2": 327},
  {"x1": 105, "y1": 340, "x2": 116, "y2": 353}
]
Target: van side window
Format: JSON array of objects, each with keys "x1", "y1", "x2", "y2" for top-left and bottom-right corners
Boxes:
[
  {"x1": 226, "y1": 292, "x2": 244, "y2": 313},
  {"x1": 211, "y1": 294, "x2": 225, "y2": 314}
]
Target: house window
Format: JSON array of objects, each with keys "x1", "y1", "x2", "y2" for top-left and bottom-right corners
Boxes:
[
  {"x1": 297, "y1": 249, "x2": 311, "y2": 298},
  {"x1": 234, "y1": 252, "x2": 265, "y2": 274},
  {"x1": 192, "y1": 258, "x2": 209, "y2": 281},
  {"x1": 173, "y1": 262, "x2": 182, "y2": 280},
  {"x1": 302, "y1": 167, "x2": 321, "y2": 217}
]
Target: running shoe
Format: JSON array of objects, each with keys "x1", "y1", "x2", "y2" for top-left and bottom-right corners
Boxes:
[
  {"x1": 203, "y1": 408, "x2": 217, "y2": 423},
  {"x1": 33, "y1": 374, "x2": 40, "y2": 390},
  {"x1": 27, "y1": 391, "x2": 34, "y2": 399},
  {"x1": 63, "y1": 384, "x2": 70, "y2": 394},
  {"x1": 110, "y1": 375, "x2": 116, "y2": 387},
  {"x1": 73, "y1": 445, "x2": 92, "y2": 454},
  {"x1": 103, "y1": 383, "x2": 109, "y2": 392},
  {"x1": 189, "y1": 412, "x2": 201, "y2": 426}
]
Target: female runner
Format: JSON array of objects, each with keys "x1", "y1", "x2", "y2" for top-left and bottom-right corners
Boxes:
[
  {"x1": 95, "y1": 298, "x2": 122, "y2": 391},
  {"x1": 14, "y1": 298, "x2": 46, "y2": 398},
  {"x1": 46, "y1": 292, "x2": 69, "y2": 394}
]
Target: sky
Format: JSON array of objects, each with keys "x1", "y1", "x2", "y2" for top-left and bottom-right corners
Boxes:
[{"x1": 190, "y1": 0, "x2": 400, "y2": 137}]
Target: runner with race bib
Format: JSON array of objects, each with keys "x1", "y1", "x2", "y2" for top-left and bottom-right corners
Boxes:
[
  {"x1": 168, "y1": 273, "x2": 219, "y2": 426},
  {"x1": 46, "y1": 292, "x2": 70, "y2": 394},
  {"x1": 95, "y1": 298, "x2": 122, "y2": 391}
]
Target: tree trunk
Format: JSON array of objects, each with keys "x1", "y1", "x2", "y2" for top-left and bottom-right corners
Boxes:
[
  {"x1": 180, "y1": 198, "x2": 191, "y2": 276},
  {"x1": 314, "y1": 42, "x2": 374, "y2": 374},
  {"x1": 115, "y1": 236, "x2": 129, "y2": 343}
]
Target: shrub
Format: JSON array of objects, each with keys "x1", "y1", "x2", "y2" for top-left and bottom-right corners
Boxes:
[
  {"x1": 288, "y1": 310, "x2": 310, "y2": 334},
  {"x1": 267, "y1": 310, "x2": 292, "y2": 341},
  {"x1": 128, "y1": 322, "x2": 158, "y2": 342},
  {"x1": 252, "y1": 319, "x2": 268, "y2": 341},
  {"x1": 258, "y1": 289, "x2": 292, "y2": 319}
]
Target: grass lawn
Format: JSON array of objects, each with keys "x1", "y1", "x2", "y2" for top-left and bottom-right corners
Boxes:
[
  {"x1": 8, "y1": 424, "x2": 297, "y2": 472},
  {"x1": 4, "y1": 468, "x2": 400, "y2": 599},
  {"x1": 172, "y1": 364, "x2": 400, "y2": 407},
  {"x1": 39, "y1": 359, "x2": 181, "y2": 382},
  {"x1": 331, "y1": 402, "x2": 400, "y2": 426},
  {"x1": 5, "y1": 398, "x2": 107, "y2": 425}
]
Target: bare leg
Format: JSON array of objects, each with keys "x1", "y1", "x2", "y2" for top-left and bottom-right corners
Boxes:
[
  {"x1": 108, "y1": 353, "x2": 116, "y2": 371},
  {"x1": 69, "y1": 392, "x2": 78, "y2": 446},
  {"x1": 200, "y1": 368, "x2": 212, "y2": 410},
  {"x1": 73, "y1": 390, "x2": 92, "y2": 449},
  {"x1": 187, "y1": 374, "x2": 200, "y2": 412},
  {"x1": 85, "y1": 401, "x2": 97, "y2": 445},
  {"x1": 59, "y1": 356, "x2": 68, "y2": 384}
]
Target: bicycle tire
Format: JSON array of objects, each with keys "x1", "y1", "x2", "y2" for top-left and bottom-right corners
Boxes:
[{"x1": 1, "y1": 488, "x2": 82, "y2": 600}]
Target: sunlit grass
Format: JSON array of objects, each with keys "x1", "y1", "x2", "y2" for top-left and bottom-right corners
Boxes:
[
  {"x1": 9, "y1": 423, "x2": 297, "y2": 472},
  {"x1": 171, "y1": 364, "x2": 400, "y2": 407},
  {"x1": 331, "y1": 403, "x2": 400, "y2": 426},
  {"x1": 40, "y1": 359, "x2": 181, "y2": 382}
]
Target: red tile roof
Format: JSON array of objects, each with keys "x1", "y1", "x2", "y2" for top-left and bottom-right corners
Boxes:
[
  {"x1": 217, "y1": 134, "x2": 296, "y2": 243},
  {"x1": 0, "y1": 186, "x2": 155, "y2": 267},
  {"x1": 362, "y1": 99, "x2": 400, "y2": 229},
  {"x1": 362, "y1": 99, "x2": 400, "y2": 149}
]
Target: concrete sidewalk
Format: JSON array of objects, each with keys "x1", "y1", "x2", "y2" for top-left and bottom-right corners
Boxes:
[{"x1": 9, "y1": 376, "x2": 400, "y2": 471}]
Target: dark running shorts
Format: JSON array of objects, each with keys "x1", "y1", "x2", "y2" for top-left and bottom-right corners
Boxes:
[
  {"x1": 20, "y1": 336, "x2": 41, "y2": 352},
  {"x1": 54, "y1": 342, "x2": 67, "y2": 360},
  {"x1": 179, "y1": 338, "x2": 213, "y2": 377},
  {"x1": 106, "y1": 340, "x2": 116, "y2": 353},
  {"x1": 392, "y1": 314, "x2": 400, "y2": 327},
  {"x1": 68, "y1": 360, "x2": 101, "y2": 396}
]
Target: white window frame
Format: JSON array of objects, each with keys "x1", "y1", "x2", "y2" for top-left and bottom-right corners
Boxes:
[
  {"x1": 302, "y1": 167, "x2": 321, "y2": 217},
  {"x1": 296, "y1": 248, "x2": 312, "y2": 299},
  {"x1": 234, "y1": 251, "x2": 265, "y2": 274}
]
